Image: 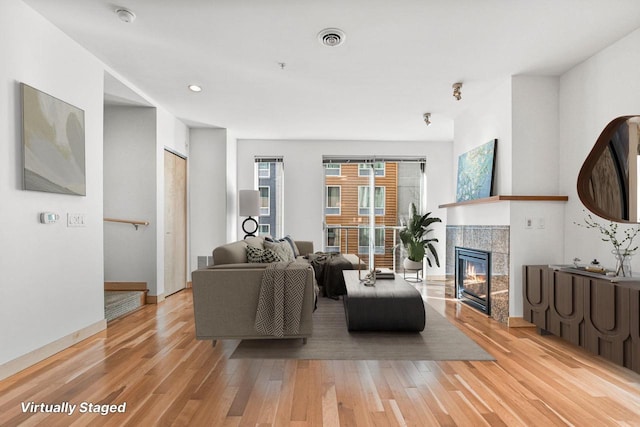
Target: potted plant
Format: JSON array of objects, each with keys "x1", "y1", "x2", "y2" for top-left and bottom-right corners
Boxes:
[{"x1": 399, "y1": 202, "x2": 442, "y2": 271}]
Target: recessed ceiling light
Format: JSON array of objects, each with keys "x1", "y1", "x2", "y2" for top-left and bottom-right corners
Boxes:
[
  {"x1": 318, "y1": 28, "x2": 346, "y2": 47},
  {"x1": 115, "y1": 8, "x2": 136, "y2": 23},
  {"x1": 188, "y1": 85, "x2": 202, "y2": 92}
]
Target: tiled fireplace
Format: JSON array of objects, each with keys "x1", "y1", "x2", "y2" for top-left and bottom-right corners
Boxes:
[
  {"x1": 446, "y1": 225, "x2": 510, "y2": 324},
  {"x1": 456, "y1": 247, "x2": 491, "y2": 315}
]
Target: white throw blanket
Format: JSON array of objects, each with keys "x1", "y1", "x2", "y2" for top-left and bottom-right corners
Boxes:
[{"x1": 254, "y1": 262, "x2": 309, "y2": 337}]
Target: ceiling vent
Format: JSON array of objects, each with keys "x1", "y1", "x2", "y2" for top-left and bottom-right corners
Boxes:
[
  {"x1": 318, "y1": 28, "x2": 346, "y2": 47},
  {"x1": 115, "y1": 8, "x2": 136, "y2": 23}
]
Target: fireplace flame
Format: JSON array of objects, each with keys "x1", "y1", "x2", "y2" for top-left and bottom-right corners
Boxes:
[{"x1": 466, "y1": 264, "x2": 477, "y2": 281}]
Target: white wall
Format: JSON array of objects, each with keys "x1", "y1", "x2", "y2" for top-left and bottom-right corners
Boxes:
[
  {"x1": 560, "y1": 27, "x2": 640, "y2": 271},
  {"x1": 452, "y1": 75, "x2": 565, "y2": 317},
  {"x1": 512, "y1": 76, "x2": 560, "y2": 194},
  {"x1": 226, "y1": 131, "x2": 238, "y2": 243},
  {"x1": 237, "y1": 139, "x2": 452, "y2": 277},
  {"x1": 103, "y1": 106, "x2": 158, "y2": 292},
  {"x1": 0, "y1": 0, "x2": 105, "y2": 369},
  {"x1": 190, "y1": 128, "x2": 228, "y2": 274},
  {"x1": 453, "y1": 79, "x2": 513, "y2": 197},
  {"x1": 509, "y1": 202, "x2": 565, "y2": 317},
  {"x1": 509, "y1": 76, "x2": 565, "y2": 317}
]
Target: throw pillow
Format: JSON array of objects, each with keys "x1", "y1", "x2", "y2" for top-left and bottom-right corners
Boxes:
[
  {"x1": 265, "y1": 235, "x2": 300, "y2": 257},
  {"x1": 282, "y1": 235, "x2": 300, "y2": 257},
  {"x1": 244, "y1": 236, "x2": 265, "y2": 249},
  {"x1": 246, "y1": 245, "x2": 282, "y2": 263},
  {"x1": 264, "y1": 239, "x2": 295, "y2": 262}
]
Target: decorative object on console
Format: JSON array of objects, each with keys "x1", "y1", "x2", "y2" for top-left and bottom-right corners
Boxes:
[
  {"x1": 575, "y1": 211, "x2": 640, "y2": 277},
  {"x1": 455, "y1": 139, "x2": 497, "y2": 202},
  {"x1": 613, "y1": 250, "x2": 633, "y2": 277},
  {"x1": 21, "y1": 83, "x2": 86, "y2": 196},
  {"x1": 239, "y1": 189, "x2": 260, "y2": 238}
]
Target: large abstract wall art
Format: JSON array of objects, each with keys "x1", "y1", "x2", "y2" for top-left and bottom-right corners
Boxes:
[{"x1": 22, "y1": 83, "x2": 86, "y2": 196}]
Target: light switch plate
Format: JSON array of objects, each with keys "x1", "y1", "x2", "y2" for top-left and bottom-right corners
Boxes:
[
  {"x1": 67, "y1": 213, "x2": 87, "y2": 227},
  {"x1": 525, "y1": 217, "x2": 533, "y2": 229}
]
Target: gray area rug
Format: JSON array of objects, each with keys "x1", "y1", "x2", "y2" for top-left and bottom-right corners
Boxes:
[{"x1": 230, "y1": 297, "x2": 495, "y2": 361}]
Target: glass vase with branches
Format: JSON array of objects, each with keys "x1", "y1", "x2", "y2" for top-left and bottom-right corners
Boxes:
[{"x1": 576, "y1": 212, "x2": 640, "y2": 277}]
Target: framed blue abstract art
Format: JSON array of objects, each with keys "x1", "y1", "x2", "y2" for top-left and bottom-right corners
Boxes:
[{"x1": 456, "y1": 139, "x2": 497, "y2": 202}]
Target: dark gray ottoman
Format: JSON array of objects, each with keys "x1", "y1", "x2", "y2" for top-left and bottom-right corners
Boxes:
[{"x1": 342, "y1": 270, "x2": 426, "y2": 332}]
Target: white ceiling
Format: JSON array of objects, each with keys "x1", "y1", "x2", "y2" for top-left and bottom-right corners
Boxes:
[{"x1": 22, "y1": 0, "x2": 640, "y2": 141}]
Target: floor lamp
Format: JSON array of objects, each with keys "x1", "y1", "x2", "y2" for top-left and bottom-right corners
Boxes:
[{"x1": 239, "y1": 190, "x2": 260, "y2": 239}]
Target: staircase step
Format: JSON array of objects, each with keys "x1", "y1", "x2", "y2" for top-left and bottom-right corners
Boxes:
[{"x1": 105, "y1": 291, "x2": 145, "y2": 322}]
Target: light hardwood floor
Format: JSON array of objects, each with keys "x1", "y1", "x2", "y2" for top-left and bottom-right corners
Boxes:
[{"x1": 1, "y1": 284, "x2": 639, "y2": 426}]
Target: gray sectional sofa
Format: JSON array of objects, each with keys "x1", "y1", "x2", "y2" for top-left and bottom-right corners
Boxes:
[{"x1": 191, "y1": 237, "x2": 316, "y2": 346}]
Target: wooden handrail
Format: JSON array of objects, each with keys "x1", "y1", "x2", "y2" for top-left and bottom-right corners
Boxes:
[{"x1": 104, "y1": 217, "x2": 150, "y2": 230}]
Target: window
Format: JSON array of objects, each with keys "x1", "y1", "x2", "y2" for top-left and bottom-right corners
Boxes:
[
  {"x1": 326, "y1": 186, "x2": 341, "y2": 215},
  {"x1": 358, "y1": 186, "x2": 385, "y2": 216},
  {"x1": 259, "y1": 186, "x2": 270, "y2": 216},
  {"x1": 255, "y1": 157, "x2": 284, "y2": 237},
  {"x1": 358, "y1": 162, "x2": 385, "y2": 176},
  {"x1": 325, "y1": 163, "x2": 341, "y2": 176},
  {"x1": 358, "y1": 227, "x2": 385, "y2": 254},
  {"x1": 258, "y1": 224, "x2": 270, "y2": 236},
  {"x1": 257, "y1": 162, "x2": 270, "y2": 178},
  {"x1": 325, "y1": 226, "x2": 341, "y2": 253},
  {"x1": 322, "y1": 156, "x2": 426, "y2": 270}
]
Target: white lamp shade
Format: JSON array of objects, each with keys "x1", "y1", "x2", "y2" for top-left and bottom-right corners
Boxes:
[{"x1": 239, "y1": 190, "x2": 260, "y2": 217}]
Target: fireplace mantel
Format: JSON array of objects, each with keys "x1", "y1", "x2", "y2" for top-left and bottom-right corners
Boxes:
[{"x1": 438, "y1": 195, "x2": 568, "y2": 209}]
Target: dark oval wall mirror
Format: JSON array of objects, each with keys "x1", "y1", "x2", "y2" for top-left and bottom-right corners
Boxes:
[{"x1": 577, "y1": 116, "x2": 640, "y2": 223}]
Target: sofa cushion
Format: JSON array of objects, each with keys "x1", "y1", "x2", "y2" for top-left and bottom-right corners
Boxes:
[
  {"x1": 294, "y1": 241, "x2": 313, "y2": 256},
  {"x1": 246, "y1": 246, "x2": 283, "y2": 263},
  {"x1": 264, "y1": 239, "x2": 295, "y2": 262},
  {"x1": 213, "y1": 240, "x2": 248, "y2": 265}
]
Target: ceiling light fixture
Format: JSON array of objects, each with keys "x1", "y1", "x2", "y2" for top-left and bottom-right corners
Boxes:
[
  {"x1": 423, "y1": 113, "x2": 431, "y2": 126},
  {"x1": 452, "y1": 82, "x2": 462, "y2": 101},
  {"x1": 115, "y1": 8, "x2": 136, "y2": 23},
  {"x1": 318, "y1": 28, "x2": 346, "y2": 47},
  {"x1": 188, "y1": 84, "x2": 202, "y2": 92}
]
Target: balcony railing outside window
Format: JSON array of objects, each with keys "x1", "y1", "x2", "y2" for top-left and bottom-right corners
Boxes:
[{"x1": 324, "y1": 224, "x2": 405, "y2": 271}]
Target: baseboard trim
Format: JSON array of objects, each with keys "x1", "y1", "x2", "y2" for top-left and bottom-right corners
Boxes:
[
  {"x1": 146, "y1": 293, "x2": 165, "y2": 304},
  {"x1": 508, "y1": 317, "x2": 535, "y2": 328},
  {"x1": 104, "y1": 281, "x2": 147, "y2": 291},
  {"x1": 0, "y1": 319, "x2": 106, "y2": 381}
]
